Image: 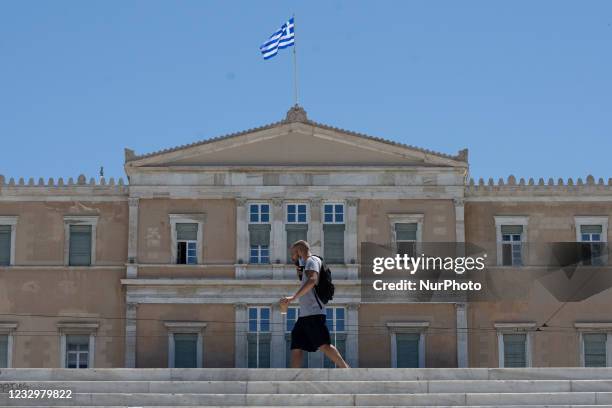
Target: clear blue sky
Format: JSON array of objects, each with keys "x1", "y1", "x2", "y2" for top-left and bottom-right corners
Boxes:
[{"x1": 1, "y1": 1, "x2": 610, "y2": 182}]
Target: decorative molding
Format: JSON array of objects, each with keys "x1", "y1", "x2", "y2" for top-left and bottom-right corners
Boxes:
[{"x1": 284, "y1": 105, "x2": 308, "y2": 122}]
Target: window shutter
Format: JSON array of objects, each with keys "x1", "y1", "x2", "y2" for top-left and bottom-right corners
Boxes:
[
  {"x1": 69, "y1": 225, "x2": 92, "y2": 266},
  {"x1": 0, "y1": 225, "x2": 11, "y2": 266},
  {"x1": 249, "y1": 224, "x2": 271, "y2": 246},
  {"x1": 323, "y1": 224, "x2": 345, "y2": 263},
  {"x1": 584, "y1": 333, "x2": 607, "y2": 367},
  {"x1": 581, "y1": 225, "x2": 603, "y2": 234},
  {"x1": 395, "y1": 223, "x2": 417, "y2": 241},
  {"x1": 0, "y1": 335, "x2": 7, "y2": 368},
  {"x1": 247, "y1": 333, "x2": 271, "y2": 368},
  {"x1": 176, "y1": 223, "x2": 198, "y2": 241},
  {"x1": 396, "y1": 333, "x2": 419, "y2": 368},
  {"x1": 501, "y1": 225, "x2": 523, "y2": 235},
  {"x1": 174, "y1": 333, "x2": 198, "y2": 368},
  {"x1": 286, "y1": 224, "x2": 308, "y2": 263},
  {"x1": 503, "y1": 334, "x2": 527, "y2": 367}
]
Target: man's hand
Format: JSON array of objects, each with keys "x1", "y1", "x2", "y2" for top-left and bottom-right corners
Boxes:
[{"x1": 280, "y1": 296, "x2": 295, "y2": 305}]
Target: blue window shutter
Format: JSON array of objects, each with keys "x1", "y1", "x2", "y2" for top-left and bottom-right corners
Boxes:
[
  {"x1": 69, "y1": 225, "x2": 92, "y2": 266},
  {"x1": 323, "y1": 224, "x2": 345, "y2": 263},
  {"x1": 584, "y1": 333, "x2": 607, "y2": 367},
  {"x1": 174, "y1": 333, "x2": 198, "y2": 368},
  {"x1": 0, "y1": 226, "x2": 11, "y2": 266},
  {"x1": 396, "y1": 333, "x2": 419, "y2": 368},
  {"x1": 503, "y1": 334, "x2": 527, "y2": 367}
]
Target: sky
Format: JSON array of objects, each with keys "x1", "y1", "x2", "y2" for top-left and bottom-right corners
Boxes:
[{"x1": 0, "y1": 1, "x2": 610, "y2": 182}]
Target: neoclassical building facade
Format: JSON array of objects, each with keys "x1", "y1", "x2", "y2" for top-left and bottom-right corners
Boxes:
[{"x1": 0, "y1": 106, "x2": 610, "y2": 369}]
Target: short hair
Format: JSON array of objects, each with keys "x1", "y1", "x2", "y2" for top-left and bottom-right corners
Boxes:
[{"x1": 291, "y1": 240, "x2": 310, "y2": 252}]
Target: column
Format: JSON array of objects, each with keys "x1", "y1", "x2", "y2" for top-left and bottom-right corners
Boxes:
[
  {"x1": 270, "y1": 304, "x2": 286, "y2": 367},
  {"x1": 235, "y1": 198, "x2": 248, "y2": 278},
  {"x1": 346, "y1": 303, "x2": 360, "y2": 368},
  {"x1": 453, "y1": 197, "x2": 468, "y2": 367},
  {"x1": 309, "y1": 199, "x2": 322, "y2": 255},
  {"x1": 271, "y1": 198, "x2": 285, "y2": 279},
  {"x1": 346, "y1": 198, "x2": 359, "y2": 279},
  {"x1": 235, "y1": 303, "x2": 248, "y2": 368},
  {"x1": 455, "y1": 302, "x2": 468, "y2": 368},
  {"x1": 124, "y1": 302, "x2": 137, "y2": 368},
  {"x1": 127, "y1": 197, "x2": 139, "y2": 278}
]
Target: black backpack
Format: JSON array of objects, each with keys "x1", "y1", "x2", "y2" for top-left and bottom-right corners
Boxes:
[{"x1": 312, "y1": 255, "x2": 335, "y2": 307}]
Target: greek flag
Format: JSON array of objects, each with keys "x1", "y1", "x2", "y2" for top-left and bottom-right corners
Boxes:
[{"x1": 260, "y1": 17, "x2": 295, "y2": 60}]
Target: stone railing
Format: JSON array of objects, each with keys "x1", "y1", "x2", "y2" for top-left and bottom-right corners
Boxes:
[{"x1": 466, "y1": 175, "x2": 612, "y2": 197}]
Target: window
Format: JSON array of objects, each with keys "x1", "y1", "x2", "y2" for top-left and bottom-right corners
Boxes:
[
  {"x1": 324, "y1": 204, "x2": 344, "y2": 224},
  {"x1": 501, "y1": 225, "x2": 524, "y2": 266},
  {"x1": 0, "y1": 335, "x2": 7, "y2": 368},
  {"x1": 164, "y1": 322, "x2": 206, "y2": 368},
  {"x1": 0, "y1": 217, "x2": 17, "y2": 266},
  {"x1": 580, "y1": 225, "x2": 604, "y2": 266},
  {"x1": 285, "y1": 307, "x2": 308, "y2": 367},
  {"x1": 583, "y1": 333, "x2": 607, "y2": 367},
  {"x1": 323, "y1": 203, "x2": 345, "y2": 264},
  {"x1": 66, "y1": 335, "x2": 90, "y2": 369},
  {"x1": 324, "y1": 307, "x2": 346, "y2": 368},
  {"x1": 176, "y1": 223, "x2": 198, "y2": 264},
  {"x1": 58, "y1": 322, "x2": 97, "y2": 369},
  {"x1": 494, "y1": 216, "x2": 528, "y2": 267},
  {"x1": 395, "y1": 223, "x2": 417, "y2": 256},
  {"x1": 169, "y1": 214, "x2": 205, "y2": 265},
  {"x1": 250, "y1": 204, "x2": 270, "y2": 223},
  {"x1": 287, "y1": 204, "x2": 307, "y2": 224},
  {"x1": 248, "y1": 307, "x2": 271, "y2": 368},
  {"x1": 387, "y1": 322, "x2": 428, "y2": 368},
  {"x1": 495, "y1": 322, "x2": 534, "y2": 367},
  {"x1": 64, "y1": 216, "x2": 98, "y2": 266},
  {"x1": 575, "y1": 217, "x2": 608, "y2": 266}
]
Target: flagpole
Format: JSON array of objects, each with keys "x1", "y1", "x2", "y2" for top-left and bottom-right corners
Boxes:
[{"x1": 292, "y1": 13, "x2": 299, "y2": 106}]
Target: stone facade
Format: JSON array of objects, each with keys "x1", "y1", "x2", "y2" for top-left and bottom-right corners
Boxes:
[{"x1": 0, "y1": 106, "x2": 610, "y2": 369}]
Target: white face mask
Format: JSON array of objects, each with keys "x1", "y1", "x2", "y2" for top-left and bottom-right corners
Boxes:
[{"x1": 298, "y1": 257, "x2": 305, "y2": 266}]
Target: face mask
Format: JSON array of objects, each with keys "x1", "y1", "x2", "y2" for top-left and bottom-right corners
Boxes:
[{"x1": 298, "y1": 257, "x2": 305, "y2": 266}]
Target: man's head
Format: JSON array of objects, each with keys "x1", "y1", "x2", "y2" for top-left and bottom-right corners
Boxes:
[{"x1": 291, "y1": 240, "x2": 311, "y2": 261}]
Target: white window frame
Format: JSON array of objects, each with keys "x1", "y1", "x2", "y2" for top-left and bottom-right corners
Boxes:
[
  {"x1": 495, "y1": 322, "x2": 535, "y2": 368},
  {"x1": 323, "y1": 203, "x2": 345, "y2": 224},
  {"x1": 164, "y1": 321, "x2": 207, "y2": 368},
  {"x1": 575, "y1": 216, "x2": 608, "y2": 265},
  {"x1": 0, "y1": 216, "x2": 18, "y2": 266},
  {"x1": 169, "y1": 214, "x2": 206, "y2": 265},
  {"x1": 388, "y1": 214, "x2": 424, "y2": 254},
  {"x1": 285, "y1": 203, "x2": 309, "y2": 224},
  {"x1": 323, "y1": 306, "x2": 347, "y2": 368},
  {"x1": 57, "y1": 322, "x2": 98, "y2": 369},
  {"x1": 64, "y1": 216, "x2": 98, "y2": 266},
  {"x1": 494, "y1": 216, "x2": 529, "y2": 267},
  {"x1": 575, "y1": 322, "x2": 612, "y2": 367},
  {"x1": 249, "y1": 203, "x2": 271, "y2": 224},
  {"x1": 248, "y1": 306, "x2": 271, "y2": 368},
  {"x1": 0, "y1": 323, "x2": 17, "y2": 368},
  {"x1": 387, "y1": 322, "x2": 428, "y2": 368}
]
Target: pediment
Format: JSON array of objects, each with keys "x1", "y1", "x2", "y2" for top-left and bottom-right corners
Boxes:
[{"x1": 125, "y1": 107, "x2": 467, "y2": 170}]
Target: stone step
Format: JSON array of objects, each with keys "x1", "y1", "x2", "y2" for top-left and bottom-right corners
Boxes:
[
  {"x1": 2, "y1": 406, "x2": 612, "y2": 408},
  {"x1": 2, "y1": 392, "x2": 612, "y2": 406},
  {"x1": 3, "y1": 368, "x2": 612, "y2": 382},
  {"x1": 3, "y1": 379, "x2": 612, "y2": 394}
]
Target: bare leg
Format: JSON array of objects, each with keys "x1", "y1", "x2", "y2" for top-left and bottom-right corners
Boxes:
[
  {"x1": 290, "y1": 349, "x2": 304, "y2": 368},
  {"x1": 319, "y1": 344, "x2": 350, "y2": 368}
]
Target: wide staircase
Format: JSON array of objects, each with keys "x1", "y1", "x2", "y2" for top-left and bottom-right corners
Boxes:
[{"x1": 1, "y1": 368, "x2": 612, "y2": 407}]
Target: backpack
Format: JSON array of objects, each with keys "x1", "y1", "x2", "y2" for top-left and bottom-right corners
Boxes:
[{"x1": 312, "y1": 255, "x2": 335, "y2": 307}]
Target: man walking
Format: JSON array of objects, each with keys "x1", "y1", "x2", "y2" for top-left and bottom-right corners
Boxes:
[{"x1": 280, "y1": 240, "x2": 350, "y2": 368}]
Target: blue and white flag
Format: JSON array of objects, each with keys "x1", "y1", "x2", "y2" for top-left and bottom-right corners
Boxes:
[{"x1": 260, "y1": 17, "x2": 295, "y2": 60}]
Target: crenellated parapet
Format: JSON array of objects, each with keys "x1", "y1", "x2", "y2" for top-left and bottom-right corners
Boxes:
[
  {"x1": 0, "y1": 174, "x2": 128, "y2": 197},
  {"x1": 466, "y1": 174, "x2": 612, "y2": 198}
]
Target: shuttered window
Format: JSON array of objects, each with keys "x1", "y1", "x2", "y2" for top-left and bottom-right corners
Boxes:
[
  {"x1": 69, "y1": 225, "x2": 92, "y2": 266},
  {"x1": 396, "y1": 333, "x2": 420, "y2": 368},
  {"x1": 323, "y1": 224, "x2": 345, "y2": 264},
  {"x1": 286, "y1": 224, "x2": 308, "y2": 263},
  {"x1": 324, "y1": 307, "x2": 347, "y2": 368},
  {"x1": 584, "y1": 333, "x2": 607, "y2": 367},
  {"x1": 176, "y1": 223, "x2": 198, "y2": 240},
  {"x1": 248, "y1": 307, "x2": 271, "y2": 368},
  {"x1": 395, "y1": 223, "x2": 417, "y2": 256},
  {"x1": 0, "y1": 335, "x2": 7, "y2": 368},
  {"x1": 503, "y1": 334, "x2": 527, "y2": 367},
  {"x1": 249, "y1": 224, "x2": 271, "y2": 264},
  {"x1": 174, "y1": 333, "x2": 198, "y2": 368},
  {"x1": 0, "y1": 225, "x2": 11, "y2": 266}
]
